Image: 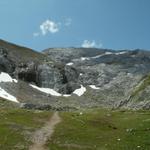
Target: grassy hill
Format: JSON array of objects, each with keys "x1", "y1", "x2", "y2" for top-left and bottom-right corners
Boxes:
[{"x1": 0, "y1": 39, "x2": 45, "y2": 63}]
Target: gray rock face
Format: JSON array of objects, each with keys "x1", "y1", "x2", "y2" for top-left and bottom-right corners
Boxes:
[
  {"x1": 37, "y1": 63, "x2": 81, "y2": 93},
  {"x1": 37, "y1": 63, "x2": 64, "y2": 90},
  {"x1": 16, "y1": 62, "x2": 38, "y2": 83},
  {"x1": 42, "y1": 48, "x2": 150, "y2": 109},
  {"x1": 0, "y1": 47, "x2": 15, "y2": 73}
]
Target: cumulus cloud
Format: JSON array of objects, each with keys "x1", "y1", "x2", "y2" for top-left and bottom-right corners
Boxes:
[
  {"x1": 40, "y1": 19, "x2": 59, "y2": 35},
  {"x1": 33, "y1": 17, "x2": 72, "y2": 37},
  {"x1": 81, "y1": 40, "x2": 103, "y2": 48}
]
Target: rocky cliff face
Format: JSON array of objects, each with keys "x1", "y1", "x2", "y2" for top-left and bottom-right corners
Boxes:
[{"x1": 1, "y1": 39, "x2": 150, "y2": 110}]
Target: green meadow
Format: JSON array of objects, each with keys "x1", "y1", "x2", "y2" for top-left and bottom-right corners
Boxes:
[{"x1": 0, "y1": 100, "x2": 150, "y2": 150}]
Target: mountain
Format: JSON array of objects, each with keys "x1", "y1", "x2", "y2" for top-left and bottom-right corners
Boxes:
[{"x1": 1, "y1": 39, "x2": 150, "y2": 110}]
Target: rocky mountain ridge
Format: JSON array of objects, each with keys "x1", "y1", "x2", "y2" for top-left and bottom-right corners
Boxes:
[{"x1": 1, "y1": 39, "x2": 150, "y2": 110}]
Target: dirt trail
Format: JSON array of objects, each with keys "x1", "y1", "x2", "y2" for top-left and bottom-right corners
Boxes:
[{"x1": 29, "y1": 111, "x2": 61, "y2": 150}]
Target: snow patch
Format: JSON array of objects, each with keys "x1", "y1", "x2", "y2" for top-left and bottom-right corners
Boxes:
[
  {"x1": 91, "y1": 52, "x2": 113, "y2": 59},
  {"x1": 89, "y1": 85, "x2": 100, "y2": 90},
  {"x1": 115, "y1": 51, "x2": 127, "y2": 55},
  {"x1": 79, "y1": 51, "x2": 127, "y2": 62},
  {"x1": 81, "y1": 57, "x2": 90, "y2": 61},
  {"x1": 66, "y1": 62, "x2": 74, "y2": 66},
  {"x1": 30, "y1": 84, "x2": 62, "y2": 96},
  {"x1": 0, "y1": 72, "x2": 18, "y2": 83},
  {"x1": 13, "y1": 79, "x2": 18, "y2": 83},
  {"x1": 63, "y1": 94, "x2": 71, "y2": 97},
  {"x1": 105, "y1": 52, "x2": 113, "y2": 55},
  {"x1": 79, "y1": 52, "x2": 113, "y2": 61},
  {"x1": 92, "y1": 54, "x2": 104, "y2": 59},
  {"x1": 73, "y1": 85, "x2": 86, "y2": 96},
  {"x1": 0, "y1": 87, "x2": 19, "y2": 103}
]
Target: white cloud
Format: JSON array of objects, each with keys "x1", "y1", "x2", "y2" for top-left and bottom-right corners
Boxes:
[
  {"x1": 64, "y1": 18, "x2": 72, "y2": 26},
  {"x1": 40, "y1": 19, "x2": 59, "y2": 35},
  {"x1": 33, "y1": 17, "x2": 72, "y2": 37},
  {"x1": 81, "y1": 40, "x2": 103, "y2": 48}
]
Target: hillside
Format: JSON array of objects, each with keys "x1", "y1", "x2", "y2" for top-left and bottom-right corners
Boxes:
[
  {"x1": 1, "y1": 40, "x2": 150, "y2": 110},
  {"x1": 0, "y1": 39, "x2": 45, "y2": 63}
]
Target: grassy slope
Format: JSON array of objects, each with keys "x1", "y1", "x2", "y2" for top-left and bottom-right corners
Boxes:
[
  {"x1": 129, "y1": 74, "x2": 150, "y2": 103},
  {"x1": 49, "y1": 109, "x2": 150, "y2": 150},
  {"x1": 0, "y1": 100, "x2": 51, "y2": 150},
  {"x1": 0, "y1": 39, "x2": 45, "y2": 63}
]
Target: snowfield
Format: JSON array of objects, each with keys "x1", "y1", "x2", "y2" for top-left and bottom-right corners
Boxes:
[
  {"x1": 0, "y1": 72, "x2": 18, "y2": 83},
  {"x1": 30, "y1": 84, "x2": 62, "y2": 96},
  {"x1": 89, "y1": 85, "x2": 100, "y2": 90},
  {"x1": 81, "y1": 57, "x2": 90, "y2": 61},
  {"x1": 73, "y1": 85, "x2": 86, "y2": 96},
  {"x1": 63, "y1": 94, "x2": 71, "y2": 97},
  {"x1": 0, "y1": 87, "x2": 19, "y2": 103},
  {"x1": 0, "y1": 72, "x2": 19, "y2": 103},
  {"x1": 115, "y1": 51, "x2": 127, "y2": 55},
  {"x1": 66, "y1": 62, "x2": 74, "y2": 66},
  {"x1": 30, "y1": 84, "x2": 72, "y2": 97}
]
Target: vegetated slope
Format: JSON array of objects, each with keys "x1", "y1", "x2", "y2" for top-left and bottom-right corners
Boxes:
[
  {"x1": 0, "y1": 39, "x2": 45, "y2": 63},
  {"x1": 1, "y1": 39, "x2": 150, "y2": 109},
  {"x1": 122, "y1": 74, "x2": 150, "y2": 109},
  {"x1": 0, "y1": 106, "x2": 51, "y2": 150}
]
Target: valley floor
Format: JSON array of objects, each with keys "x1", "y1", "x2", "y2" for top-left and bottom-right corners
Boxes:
[{"x1": 0, "y1": 101, "x2": 150, "y2": 150}]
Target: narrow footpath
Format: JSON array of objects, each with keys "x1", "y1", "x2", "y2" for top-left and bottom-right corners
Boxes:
[{"x1": 29, "y1": 111, "x2": 61, "y2": 150}]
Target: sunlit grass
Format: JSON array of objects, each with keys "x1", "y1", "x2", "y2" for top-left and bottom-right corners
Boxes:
[{"x1": 49, "y1": 109, "x2": 150, "y2": 150}]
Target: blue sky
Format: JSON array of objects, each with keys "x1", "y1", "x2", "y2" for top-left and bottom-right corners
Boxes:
[{"x1": 0, "y1": 0, "x2": 150, "y2": 51}]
